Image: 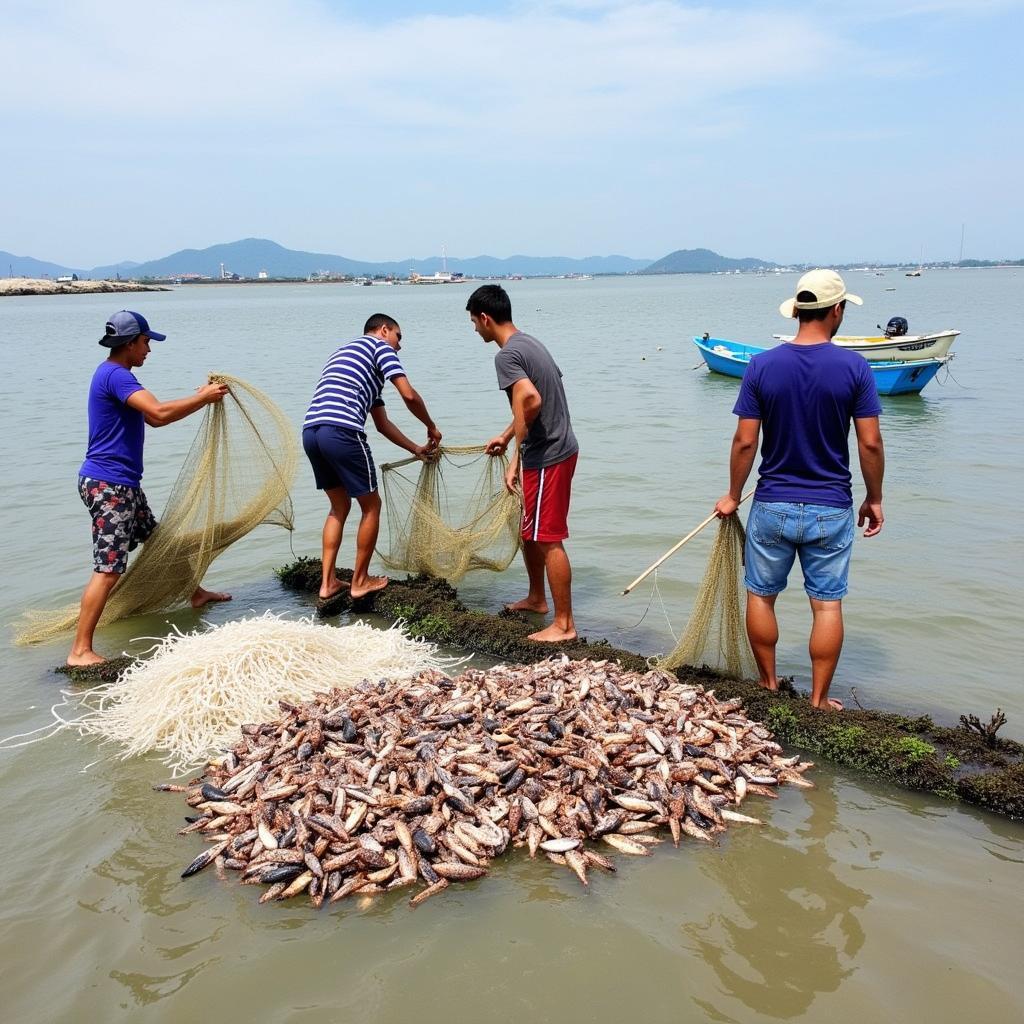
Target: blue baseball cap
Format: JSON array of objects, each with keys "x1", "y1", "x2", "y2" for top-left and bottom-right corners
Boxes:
[{"x1": 100, "y1": 310, "x2": 167, "y2": 346}]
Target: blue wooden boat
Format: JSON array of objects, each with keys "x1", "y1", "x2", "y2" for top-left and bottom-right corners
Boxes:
[{"x1": 693, "y1": 336, "x2": 951, "y2": 396}]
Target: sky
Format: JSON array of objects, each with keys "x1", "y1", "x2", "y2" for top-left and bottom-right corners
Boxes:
[{"x1": 2, "y1": 0, "x2": 1022, "y2": 267}]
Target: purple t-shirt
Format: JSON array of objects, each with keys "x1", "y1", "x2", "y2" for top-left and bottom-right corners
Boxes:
[
  {"x1": 79, "y1": 362, "x2": 146, "y2": 487},
  {"x1": 733, "y1": 342, "x2": 882, "y2": 508}
]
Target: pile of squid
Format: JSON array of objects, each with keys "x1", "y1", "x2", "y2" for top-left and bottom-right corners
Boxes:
[{"x1": 164, "y1": 657, "x2": 813, "y2": 907}]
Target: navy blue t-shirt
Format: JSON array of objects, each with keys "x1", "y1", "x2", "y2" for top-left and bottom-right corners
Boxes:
[
  {"x1": 79, "y1": 362, "x2": 146, "y2": 487},
  {"x1": 733, "y1": 342, "x2": 882, "y2": 508}
]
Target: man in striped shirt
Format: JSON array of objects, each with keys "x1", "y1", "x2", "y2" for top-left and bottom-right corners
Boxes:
[{"x1": 303, "y1": 313, "x2": 441, "y2": 600}]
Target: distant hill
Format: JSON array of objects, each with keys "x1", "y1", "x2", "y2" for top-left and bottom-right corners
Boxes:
[
  {"x1": 0, "y1": 250, "x2": 83, "y2": 278},
  {"x1": 116, "y1": 239, "x2": 652, "y2": 279},
  {"x1": 641, "y1": 248, "x2": 776, "y2": 274},
  {"x1": 0, "y1": 250, "x2": 140, "y2": 279}
]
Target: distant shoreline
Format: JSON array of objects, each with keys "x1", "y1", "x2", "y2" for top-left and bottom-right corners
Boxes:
[{"x1": 0, "y1": 278, "x2": 170, "y2": 297}]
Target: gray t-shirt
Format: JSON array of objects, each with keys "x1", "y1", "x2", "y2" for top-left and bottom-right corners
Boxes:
[{"x1": 494, "y1": 331, "x2": 578, "y2": 469}]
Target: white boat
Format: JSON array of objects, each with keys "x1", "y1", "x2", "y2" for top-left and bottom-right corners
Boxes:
[{"x1": 772, "y1": 329, "x2": 960, "y2": 362}]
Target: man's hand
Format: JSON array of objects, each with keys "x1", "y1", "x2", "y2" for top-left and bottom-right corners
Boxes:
[
  {"x1": 858, "y1": 499, "x2": 884, "y2": 537},
  {"x1": 714, "y1": 494, "x2": 739, "y2": 518},
  {"x1": 198, "y1": 382, "x2": 229, "y2": 404},
  {"x1": 504, "y1": 457, "x2": 520, "y2": 495},
  {"x1": 412, "y1": 443, "x2": 440, "y2": 463},
  {"x1": 486, "y1": 434, "x2": 509, "y2": 456},
  {"x1": 427, "y1": 425, "x2": 442, "y2": 451}
]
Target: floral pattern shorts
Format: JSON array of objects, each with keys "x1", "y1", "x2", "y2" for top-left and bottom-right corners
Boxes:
[{"x1": 79, "y1": 475, "x2": 158, "y2": 574}]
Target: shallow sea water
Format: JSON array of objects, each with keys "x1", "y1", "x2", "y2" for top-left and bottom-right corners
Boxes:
[{"x1": 1, "y1": 270, "x2": 1022, "y2": 1022}]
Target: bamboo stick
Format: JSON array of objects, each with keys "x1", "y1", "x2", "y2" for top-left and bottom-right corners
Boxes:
[{"x1": 621, "y1": 491, "x2": 754, "y2": 595}]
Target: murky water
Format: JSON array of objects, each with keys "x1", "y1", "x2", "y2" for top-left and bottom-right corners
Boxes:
[{"x1": 1, "y1": 271, "x2": 1022, "y2": 1021}]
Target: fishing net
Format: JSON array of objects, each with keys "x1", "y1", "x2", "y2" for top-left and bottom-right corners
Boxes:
[
  {"x1": 15, "y1": 374, "x2": 298, "y2": 645},
  {"x1": 659, "y1": 514, "x2": 756, "y2": 678},
  {"x1": 378, "y1": 445, "x2": 522, "y2": 583}
]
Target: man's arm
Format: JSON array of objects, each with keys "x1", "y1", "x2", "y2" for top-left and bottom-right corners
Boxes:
[
  {"x1": 126, "y1": 382, "x2": 228, "y2": 428},
  {"x1": 854, "y1": 416, "x2": 884, "y2": 537},
  {"x1": 714, "y1": 417, "x2": 760, "y2": 517},
  {"x1": 370, "y1": 404, "x2": 434, "y2": 459},
  {"x1": 391, "y1": 376, "x2": 441, "y2": 450},
  {"x1": 502, "y1": 378, "x2": 542, "y2": 493}
]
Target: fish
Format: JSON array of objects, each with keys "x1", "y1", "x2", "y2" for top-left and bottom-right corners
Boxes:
[
  {"x1": 601, "y1": 834, "x2": 650, "y2": 856},
  {"x1": 257, "y1": 820, "x2": 278, "y2": 850},
  {"x1": 432, "y1": 862, "x2": 488, "y2": 881},
  {"x1": 168, "y1": 655, "x2": 809, "y2": 907},
  {"x1": 540, "y1": 838, "x2": 580, "y2": 853},
  {"x1": 409, "y1": 879, "x2": 448, "y2": 908},
  {"x1": 180, "y1": 839, "x2": 230, "y2": 878},
  {"x1": 720, "y1": 810, "x2": 763, "y2": 825}
]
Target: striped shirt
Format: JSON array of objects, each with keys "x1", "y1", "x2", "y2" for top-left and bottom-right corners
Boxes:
[{"x1": 303, "y1": 335, "x2": 406, "y2": 432}]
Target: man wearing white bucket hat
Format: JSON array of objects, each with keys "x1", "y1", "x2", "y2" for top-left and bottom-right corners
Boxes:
[{"x1": 715, "y1": 270, "x2": 885, "y2": 712}]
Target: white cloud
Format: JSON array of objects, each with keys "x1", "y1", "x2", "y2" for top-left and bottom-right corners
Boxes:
[{"x1": 1, "y1": 0, "x2": 841, "y2": 147}]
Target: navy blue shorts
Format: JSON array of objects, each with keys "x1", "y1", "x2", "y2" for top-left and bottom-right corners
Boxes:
[{"x1": 302, "y1": 425, "x2": 378, "y2": 497}]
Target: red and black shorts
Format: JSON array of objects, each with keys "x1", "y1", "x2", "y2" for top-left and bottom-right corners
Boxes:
[{"x1": 520, "y1": 452, "x2": 578, "y2": 543}]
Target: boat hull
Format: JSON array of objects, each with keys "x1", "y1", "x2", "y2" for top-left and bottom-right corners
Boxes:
[
  {"x1": 693, "y1": 337, "x2": 950, "y2": 396},
  {"x1": 773, "y1": 330, "x2": 959, "y2": 362}
]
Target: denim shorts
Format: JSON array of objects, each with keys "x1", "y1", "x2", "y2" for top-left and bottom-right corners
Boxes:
[{"x1": 744, "y1": 500, "x2": 855, "y2": 602}]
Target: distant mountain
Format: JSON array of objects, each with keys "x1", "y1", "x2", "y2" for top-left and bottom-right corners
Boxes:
[
  {"x1": 114, "y1": 238, "x2": 651, "y2": 279},
  {"x1": 641, "y1": 248, "x2": 776, "y2": 274},
  {"x1": 0, "y1": 250, "x2": 82, "y2": 278},
  {"x1": 89, "y1": 260, "x2": 142, "y2": 278}
]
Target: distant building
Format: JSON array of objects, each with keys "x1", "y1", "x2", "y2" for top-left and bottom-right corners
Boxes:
[{"x1": 258, "y1": 269, "x2": 269, "y2": 280}]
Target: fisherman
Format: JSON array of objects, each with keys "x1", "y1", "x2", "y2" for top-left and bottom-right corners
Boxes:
[
  {"x1": 69, "y1": 311, "x2": 231, "y2": 667},
  {"x1": 466, "y1": 284, "x2": 579, "y2": 642},
  {"x1": 302, "y1": 314, "x2": 441, "y2": 601},
  {"x1": 714, "y1": 270, "x2": 885, "y2": 711}
]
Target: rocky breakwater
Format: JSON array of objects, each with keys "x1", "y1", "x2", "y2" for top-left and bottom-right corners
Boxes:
[{"x1": 1, "y1": 277, "x2": 169, "y2": 296}]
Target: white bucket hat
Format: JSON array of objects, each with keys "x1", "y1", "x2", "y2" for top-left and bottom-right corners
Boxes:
[{"x1": 779, "y1": 269, "x2": 863, "y2": 318}]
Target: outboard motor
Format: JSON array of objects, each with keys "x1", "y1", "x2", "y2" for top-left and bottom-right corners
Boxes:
[{"x1": 882, "y1": 316, "x2": 909, "y2": 338}]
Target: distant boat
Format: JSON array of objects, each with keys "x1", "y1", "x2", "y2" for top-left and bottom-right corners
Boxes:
[
  {"x1": 906, "y1": 269, "x2": 922, "y2": 277},
  {"x1": 773, "y1": 329, "x2": 960, "y2": 362},
  {"x1": 693, "y1": 336, "x2": 951, "y2": 396}
]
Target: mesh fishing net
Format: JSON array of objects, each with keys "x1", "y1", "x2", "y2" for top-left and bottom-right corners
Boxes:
[
  {"x1": 378, "y1": 445, "x2": 522, "y2": 583},
  {"x1": 16, "y1": 374, "x2": 298, "y2": 645},
  {"x1": 658, "y1": 514, "x2": 756, "y2": 678}
]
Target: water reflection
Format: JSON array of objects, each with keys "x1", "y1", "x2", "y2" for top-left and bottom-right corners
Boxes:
[{"x1": 686, "y1": 783, "x2": 869, "y2": 1020}]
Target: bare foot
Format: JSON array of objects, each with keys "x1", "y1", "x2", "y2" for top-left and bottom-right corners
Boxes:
[
  {"x1": 528, "y1": 624, "x2": 577, "y2": 643},
  {"x1": 319, "y1": 578, "x2": 350, "y2": 601},
  {"x1": 812, "y1": 697, "x2": 844, "y2": 712},
  {"x1": 504, "y1": 597, "x2": 549, "y2": 614},
  {"x1": 66, "y1": 650, "x2": 107, "y2": 667},
  {"x1": 191, "y1": 587, "x2": 232, "y2": 609},
  {"x1": 350, "y1": 575, "x2": 389, "y2": 599},
  {"x1": 758, "y1": 679, "x2": 780, "y2": 692}
]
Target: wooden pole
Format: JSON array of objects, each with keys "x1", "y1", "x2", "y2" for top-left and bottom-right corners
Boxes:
[{"x1": 621, "y1": 490, "x2": 754, "y2": 595}]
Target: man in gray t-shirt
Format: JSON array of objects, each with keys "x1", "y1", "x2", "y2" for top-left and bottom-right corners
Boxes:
[
  {"x1": 467, "y1": 285, "x2": 579, "y2": 643},
  {"x1": 494, "y1": 332, "x2": 578, "y2": 469}
]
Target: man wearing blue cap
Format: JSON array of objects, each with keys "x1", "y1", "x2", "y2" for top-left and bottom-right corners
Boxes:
[{"x1": 68, "y1": 311, "x2": 232, "y2": 667}]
